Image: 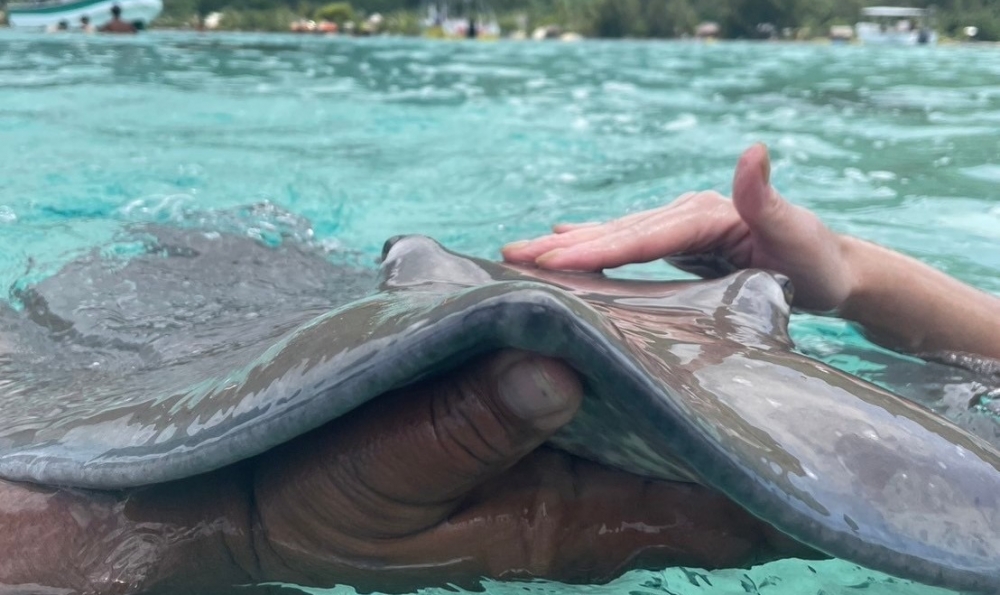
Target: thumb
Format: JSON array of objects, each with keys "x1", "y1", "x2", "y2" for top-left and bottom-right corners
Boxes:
[
  {"x1": 258, "y1": 351, "x2": 583, "y2": 538},
  {"x1": 732, "y1": 143, "x2": 789, "y2": 230},
  {"x1": 390, "y1": 350, "x2": 584, "y2": 503}
]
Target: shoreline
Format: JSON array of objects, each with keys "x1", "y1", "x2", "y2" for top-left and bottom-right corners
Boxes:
[{"x1": 2, "y1": 23, "x2": 997, "y2": 46}]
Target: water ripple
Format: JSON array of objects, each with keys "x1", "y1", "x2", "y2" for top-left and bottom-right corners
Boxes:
[{"x1": 1, "y1": 31, "x2": 998, "y2": 595}]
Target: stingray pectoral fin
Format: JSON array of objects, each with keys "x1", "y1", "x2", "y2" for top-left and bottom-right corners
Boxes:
[
  {"x1": 471, "y1": 282, "x2": 1000, "y2": 593},
  {"x1": 664, "y1": 351, "x2": 1000, "y2": 592},
  {"x1": 380, "y1": 242, "x2": 1000, "y2": 593}
]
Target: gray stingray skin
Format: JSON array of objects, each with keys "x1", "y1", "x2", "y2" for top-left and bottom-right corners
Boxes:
[{"x1": 0, "y1": 232, "x2": 999, "y2": 593}]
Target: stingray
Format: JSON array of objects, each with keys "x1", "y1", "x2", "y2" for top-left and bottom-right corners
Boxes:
[{"x1": 0, "y1": 228, "x2": 998, "y2": 593}]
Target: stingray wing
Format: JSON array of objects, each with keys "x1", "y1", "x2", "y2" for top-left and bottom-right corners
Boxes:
[{"x1": 0, "y1": 233, "x2": 997, "y2": 593}]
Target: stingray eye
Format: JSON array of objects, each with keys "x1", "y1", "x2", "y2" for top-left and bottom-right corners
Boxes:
[
  {"x1": 381, "y1": 236, "x2": 407, "y2": 262},
  {"x1": 774, "y1": 273, "x2": 795, "y2": 306}
]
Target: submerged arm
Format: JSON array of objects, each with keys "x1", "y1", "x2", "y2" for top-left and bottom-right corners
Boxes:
[
  {"x1": 839, "y1": 237, "x2": 1000, "y2": 360},
  {"x1": 0, "y1": 470, "x2": 257, "y2": 595}
]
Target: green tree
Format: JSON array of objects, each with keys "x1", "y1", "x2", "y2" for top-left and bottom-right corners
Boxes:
[
  {"x1": 644, "y1": 0, "x2": 671, "y2": 37},
  {"x1": 152, "y1": 0, "x2": 1000, "y2": 42},
  {"x1": 383, "y1": 9, "x2": 422, "y2": 34},
  {"x1": 314, "y1": 0, "x2": 354, "y2": 22},
  {"x1": 724, "y1": 0, "x2": 799, "y2": 37},
  {"x1": 645, "y1": 0, "x2": 697, "y2": 37},
  {"x1": 954, "y1": 6, "x2": 1000, "y2": 40},
  {"x1": 693, "y1": 0, "x2": 733, "y2": 26},
  {"x1": 217, "y1": 5, "x2": 297, "y2": 29},
  {"x1": 589, "y1": 0, "x2": 642, "y2": 37}
]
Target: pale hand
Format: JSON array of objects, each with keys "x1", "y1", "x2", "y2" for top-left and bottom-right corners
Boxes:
[{"x1": 502, "y1": 144, "x2": 855, "y2": 312}]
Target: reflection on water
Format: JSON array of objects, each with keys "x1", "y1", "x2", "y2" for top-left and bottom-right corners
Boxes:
[
  {"x1": 1, "y1": 31, "x2": 999, "y2": 595},
  {"x1": 303, "y1": 557, "x2": 957, "y2": 595}
]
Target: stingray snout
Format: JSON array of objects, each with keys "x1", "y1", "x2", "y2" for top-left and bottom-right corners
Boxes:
[
  {"x1": 713, "y1": 268, "x2": 792, "y2": 308},
  {"x1": 773, "y1": 272, "x2": 794, "y2": 306},
  {"x1": 381, "y1": 235, "x2": 408, "y2": 261}
]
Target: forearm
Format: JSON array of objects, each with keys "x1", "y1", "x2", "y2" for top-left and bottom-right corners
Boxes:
[
  {"x1": 839, "y1": 236, "x2": 1000, "y2": 360},
  {"x1": 0, "y1": 469, "x2": 258, "y2": 595}
]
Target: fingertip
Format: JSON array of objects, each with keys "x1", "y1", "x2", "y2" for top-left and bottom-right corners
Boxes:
[
  {"x1": 501, "y1": 241, "x2": 533, "y2": 262},
  {"x1": 733, "y1": 144, "x2": 775, "y2": 225},
  {"x1": 739, "y1": 143, "x2": 770, "y2": 182},
  {"x1": 758, "y1": 144, "x2": 771, "y2": 186},
  {"x1": 553, "y1": 222, "x2": 600, "y2": 234},
  {"x1": 497, "y1": 355, "x2": 582, "y2": 432}
]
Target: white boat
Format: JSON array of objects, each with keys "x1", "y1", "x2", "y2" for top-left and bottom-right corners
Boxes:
[
  {"x1": 855, "y1": 6, "x2": 937, "y2": 46},
  {"x1": 6, "y1": 0, "x2": 162, "y2": 30}
]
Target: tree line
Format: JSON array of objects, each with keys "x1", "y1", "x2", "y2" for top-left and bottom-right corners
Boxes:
[{"x1": 156, "y1": 0, "x2": 1000, "y2": 41}]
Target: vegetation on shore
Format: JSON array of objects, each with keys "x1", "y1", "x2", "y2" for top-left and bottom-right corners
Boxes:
[{"x1": 154, "y1": 0, "x2": 1000, "y2": 42}]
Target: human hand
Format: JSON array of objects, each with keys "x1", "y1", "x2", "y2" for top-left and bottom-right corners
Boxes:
[
  {"x1": 248, "y1": 350, "x2": 805, "y2": 592},
  {"x1": 503, "y1": 145, "x2": 855, "y2": 312},
  {"x1": 0, "y1": 350, "x2": 810, "y2": 595}
]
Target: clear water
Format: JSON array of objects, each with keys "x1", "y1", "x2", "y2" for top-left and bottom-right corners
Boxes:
[{"x1": 2, "y1": 31, "x2": 999, "y2": 595}]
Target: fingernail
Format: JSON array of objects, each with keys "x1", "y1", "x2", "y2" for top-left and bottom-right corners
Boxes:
[
  {"x1": 498, "y1": 358, "x2": 575, "y2": 428},
  {"x1": 535, "y1": 248, "x2": 565, "y2": 267},
  {"x1": 758, "y1": 145, "x2": 771, "y2": 186},
  {"x1": 503, "y1": 240, "x2": 531, "y2": 251}
]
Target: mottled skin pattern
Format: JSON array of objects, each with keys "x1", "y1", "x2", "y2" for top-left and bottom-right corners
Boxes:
[{"x1": 0, "y1": 228, "x2": 998, "y2": 592}]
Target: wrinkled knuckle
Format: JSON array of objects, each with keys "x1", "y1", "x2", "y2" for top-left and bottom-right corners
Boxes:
[
  {"x1": 767, "y1": 194, "x2": 795, "y2": 223},
  {"x1": 430, "y1": 374, "x2": 517, "y2": 470},
  {"x1": 703, "y1": 190, "x2": 728, "y2": 203},
  {"x1": 672, "y1": 191, "x2": 694, "y2": 204},
  {"x1": 681, "y1": 190, "x2": 722, "y2": 208}
]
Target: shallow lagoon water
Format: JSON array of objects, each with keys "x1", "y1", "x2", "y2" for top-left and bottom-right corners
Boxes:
[{"x1": 1, "y1": 31, "x2": 999, "y2": 595}]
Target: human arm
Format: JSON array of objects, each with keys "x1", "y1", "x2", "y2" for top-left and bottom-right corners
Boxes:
[
  {"x1": 837, "y1": 237, "x2": 1000, "y2": 359},
  {"x1": 0, "y1": 467, "x2": 257, "y2": 595},
  {"x1": 502, "y1": 144, "x2": 1000, "y2": 360},
  {"x1": 0, "y1": 351, "x2": 809, "y2": 594}
]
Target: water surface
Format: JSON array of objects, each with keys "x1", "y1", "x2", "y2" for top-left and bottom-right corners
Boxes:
[{"x1": 1, "y1": 31, "x2": 999, "y2": 595}]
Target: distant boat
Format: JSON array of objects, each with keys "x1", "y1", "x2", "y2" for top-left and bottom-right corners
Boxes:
[
  {"x1": 855, "y1": 6, "x2": 937, "y2": 46},
  {"x1": 6, "y1": 0, "x2": 163, "y2": 30}
]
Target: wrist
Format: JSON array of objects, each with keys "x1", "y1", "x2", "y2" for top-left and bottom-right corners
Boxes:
[
  {"x1": 832, "y1": 235, "x2": 1000, "y2": 358},
  {"x1": 835, "y1": 234, "x2": 876, "y2": 318},
  {"x1": 0, "y1": 468, "x2": 259, "y2": 595},
  {"x1": 834, "y1": 234, "x2": 919, "y2": 349},
  {"x1": 128, "y1": 465, "x2": 261, "y2": 594}
]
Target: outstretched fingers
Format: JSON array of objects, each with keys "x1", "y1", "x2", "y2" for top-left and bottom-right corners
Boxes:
[
  {"x1": 504, "y1": 195, "x2": 697, "y2": 265},
  {"x1": 549, "y1": 195, "x2": 699, "y2": 235},
  {"x1": 535, "y1": 216, "x2": 693, "y2": 271},
  {"x1": 398, "y1": 450, "x2": 813, "y2": 585},
  {"x1": 502, "y1": 224, "x2": 629, "y2": 265},
  {"x1": 503, "y1": 192, "x2": 740, "y2": 272}
]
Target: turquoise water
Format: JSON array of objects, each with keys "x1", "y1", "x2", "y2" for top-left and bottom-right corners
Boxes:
[{"x1": 1, "y1": 31, "x2": 999, "y2": 594}]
